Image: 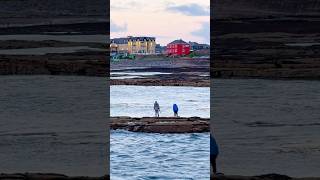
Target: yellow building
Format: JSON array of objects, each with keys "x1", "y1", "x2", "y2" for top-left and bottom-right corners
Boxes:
[
  {"x1": 111, "y1": 36, "x2": 156, "y2": 54},
  {"x1": 110, "y1": 38, "x2": 129, "y2": 53}
]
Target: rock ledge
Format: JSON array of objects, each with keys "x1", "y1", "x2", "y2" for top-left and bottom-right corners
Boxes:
[{"x1": 110, "y1": 116, "x2": 209, "y2": 133}]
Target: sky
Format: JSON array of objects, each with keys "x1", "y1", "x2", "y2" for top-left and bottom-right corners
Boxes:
[{"x1": 110, "y1": 0, "x2": 210, "y2": 46}]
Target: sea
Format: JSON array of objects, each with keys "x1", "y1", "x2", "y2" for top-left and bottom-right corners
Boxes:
[
  {"x1": 212, "y1": 79, "x2": 320, "y2": 177},
  {"x1": 0, "y1": 75, "x2": 108, "y2": 176},
  {"x1": 110, "y1": 85, "x2": 210, "y2": 180},
  {"x1": 111, "y1": 131, "x2": 209, "y2": 180},
  {"x1": 1, "y1": 75, "x2": 319, "y2": 178},
  {"x1": 110, "y1": 85, "x2": 210, "y2": 118}
]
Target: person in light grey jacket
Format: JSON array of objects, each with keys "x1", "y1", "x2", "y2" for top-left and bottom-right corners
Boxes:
[{"x1": 154, "y1": 101, "x2": 160, "y2": 117}]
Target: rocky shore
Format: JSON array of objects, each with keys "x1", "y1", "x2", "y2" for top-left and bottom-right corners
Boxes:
[
  {"x1": 0, "y1": 39, "x2": 211, "y2": 86},
  {"x1": 0, "y1": 55, "x2": 107, "y2": 76},
  {"x1": 212, "y1": 0, "x2": 320, "y2": 80},
  {"x1": 110, "y1": 77, "x2": 209, "y2": 87},
  {"x1": 0, "y1": 40, "x2": 105, "y2": 50},
  {"x1": 0, "y1": 173, "x2": 109, "y2": 180},
  {"x1": 0, "y1": 0, "x2": 108, "y2": 30},
  {"x1": 110, "y1": 58, "x2": 210, "y2": 86},
  {"x1": 110, "y1": 116, "x2": 209, "y2": 133},
  {"x1": 212, "y1": 17, "x2": 320, "y2": 80}
]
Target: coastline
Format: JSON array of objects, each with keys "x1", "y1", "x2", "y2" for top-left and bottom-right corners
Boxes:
[
  {"x1": 212, "y1": 16, "x2": 320, "y2": 80},
  {"x1": 0, "y1": 20, "x2": 319, "y2": 81},
  {"x1": 1, "y1": 51, "x2": 320, "y2": 81},
  {"x1": 110, "y1": 77, "x2": 209, "y2": 87}
]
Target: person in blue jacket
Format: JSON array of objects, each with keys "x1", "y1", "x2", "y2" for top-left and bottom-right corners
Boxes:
[
  {"x1": 211, "y1": 133, "x2": 219, "y2": 175},
  {"x1": 173, "y1": 104, "x2": 178, "y2": 117}
]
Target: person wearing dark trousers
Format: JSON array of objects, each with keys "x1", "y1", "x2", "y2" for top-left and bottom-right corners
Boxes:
[
  {"x1": 154, "y1": 101, "x2": 160, "y2": 117},
  {"x1": 173, "y1": 103, "x2": 178, "y2": 117},
  {"x1": 210, "y1": 133, "x2": 219, "y2": 175}
]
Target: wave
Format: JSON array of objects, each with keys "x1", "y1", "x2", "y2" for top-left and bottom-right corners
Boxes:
[{"x1": 0, "y1": 132, "x2": 58, "y2": 137}]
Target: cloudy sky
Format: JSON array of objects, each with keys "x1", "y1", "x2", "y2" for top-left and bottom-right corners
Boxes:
[{"x1": 110, "y1": 0, "x2": 210, "y2": 45}]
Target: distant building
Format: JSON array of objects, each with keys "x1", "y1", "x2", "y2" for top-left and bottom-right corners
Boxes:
[
  {"x1": 127, "y1": 36, "x2": 156, "y2": 54},
  {"x1": 155, "y1": 44, "x2": 165, "y2": 54},
  {"x1": 110, "y1": 42, "x2": 118, "y2": 57},
  {"x1": 110, "y1": 36, "x2": 156, "y2": 55},
  {"x1": 110, "y1": 38, "x2": 129, "y2": 54},
  {"x1": 189, "y1": 41, "x2": 210, "y2": 51},
  {"x1": 166, "y1": 39, "x2": 190, "y2": 56}
]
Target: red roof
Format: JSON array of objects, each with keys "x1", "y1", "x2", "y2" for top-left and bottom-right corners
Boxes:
[{"x1": 168, "y1": 39, "x2": 188, "y2": 45}]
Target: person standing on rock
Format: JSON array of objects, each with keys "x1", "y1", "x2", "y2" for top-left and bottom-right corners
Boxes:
[
  {"x1": 173, "y1": 103, "x2": 179, "y2": 117},
  {"x1": 154, "y1": 101, "x2": 160, "y2": 117},
  {"x1": 211, "y1": 132, "x2": 219, "y2": 175}
]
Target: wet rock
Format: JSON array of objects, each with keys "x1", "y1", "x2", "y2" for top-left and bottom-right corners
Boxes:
[
  {"x1": 211, "y1": 0, "x2": 320, "y2": 80},
  {"x1": 110, "y1": 78, "x2": 209, "y2": 87},
  {"x1": 0, "y1": 58, "x2": 107, "y2": 76},
  {"x1": 0, "y1": 173, "x2": 109, "y2": 180},
  {"x1": 110, "y1": 116, "x2": 209, "y2": 133}
]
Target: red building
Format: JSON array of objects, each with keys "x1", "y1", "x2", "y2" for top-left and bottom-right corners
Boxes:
[{"x1": 166, "y1": 39, "x2": 190, "y2": 56}]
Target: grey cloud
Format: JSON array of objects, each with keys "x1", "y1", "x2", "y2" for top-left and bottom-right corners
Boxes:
[
  {"x1": 191, "y1": 22, "x2": 210, "y2": 43},
  {"x1": 166, "y1": 3, "x2": 209, "y2": 16}
]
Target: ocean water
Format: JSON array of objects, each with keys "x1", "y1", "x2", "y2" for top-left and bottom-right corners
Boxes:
[
  {"x1": 212, "y1": 79, "x2": 320, "y2": 177},
  {"x1": 111, "y1": 75, "x2": 144, "y2": 80},
  {"x1": 0, "y1": 75, "x2": 108, "y2": 176},
  {"x1": 111, "y1": 80, "x2": 320, "y2": 178},
  {"x1": 111, "y1": 72, "x2": 172, "y2": 76},
  {"x1": 111, "y1": 86, "x2": 210, "y2": 118},
  {"x1": 110, "y1": 85, "x2": 210, "y2": 179},
  {"x1": 111, "y1": 130, "x2": 210, "y2": 180},
  {"x1": 110, "y1": 72, "x2": 172, "y2": 80},
  {"x1": 1, "y1": 75, "x2": 319, "y2": 178}
]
